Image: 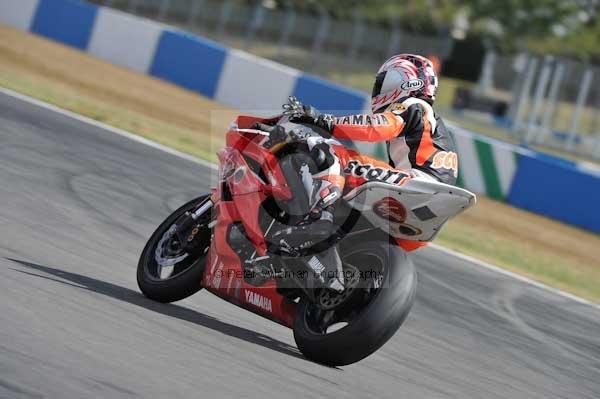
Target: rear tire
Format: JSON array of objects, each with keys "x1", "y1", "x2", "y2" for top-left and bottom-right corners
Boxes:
[
  {"x1": 293, "y1": 239, "x2": 417, "y2": 366},
  {"x1": 137, "y1": 195, "x2": 212, "y2": 303}
]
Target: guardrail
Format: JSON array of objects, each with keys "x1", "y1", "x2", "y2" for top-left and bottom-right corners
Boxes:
[{"x1": 2, "y1": 0, "x2": 599, "y2": 234}]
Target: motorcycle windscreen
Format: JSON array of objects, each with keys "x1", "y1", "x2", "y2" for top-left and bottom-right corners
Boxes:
[{"x1": 343, "y1": 179, "x2": 476, "y2": 241}]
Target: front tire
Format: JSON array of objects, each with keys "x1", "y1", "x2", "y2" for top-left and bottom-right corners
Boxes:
[
  {"x1": 293, "y1": 239, "x2": 417, "y2": 366},
  {"x1": 137, "y1": 195, "x2": 212, "y2": 303}
]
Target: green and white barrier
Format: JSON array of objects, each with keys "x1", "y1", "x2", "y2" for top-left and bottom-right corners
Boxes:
[{"x1": 448, "y1": 124, "x2": 524, "y2": 201}]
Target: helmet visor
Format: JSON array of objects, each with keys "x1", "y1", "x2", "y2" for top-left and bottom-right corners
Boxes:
[{"x1": 371, "y1": 71, "x2": 387, "y2": 98}]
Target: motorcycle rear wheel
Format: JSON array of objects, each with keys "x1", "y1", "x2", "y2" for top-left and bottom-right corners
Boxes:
[
  {"x1": 293, "y1": 239, "x2": 417, "y2": 366},
  {"x1": 137, "y1": 194, "x2": 212, "y2": 303}
]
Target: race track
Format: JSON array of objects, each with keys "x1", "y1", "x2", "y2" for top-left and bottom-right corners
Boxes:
[{"x1": 1, "y1": 90, "x2": 599, "y2": 399}]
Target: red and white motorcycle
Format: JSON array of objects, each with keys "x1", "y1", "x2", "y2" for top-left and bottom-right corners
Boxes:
[{"x1": 137, "y1": 114, "x2": 475, "y2": 366}]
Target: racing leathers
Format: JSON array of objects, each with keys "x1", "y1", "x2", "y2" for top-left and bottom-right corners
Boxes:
[
  {"x1": 326, "y1": 97, "x2": 458, "y2": 186},
  {"x1": 269, "y1": 97, "x2": 458, "y2": 291}
]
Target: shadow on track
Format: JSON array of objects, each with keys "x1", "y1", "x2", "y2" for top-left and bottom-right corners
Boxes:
[{"x1": 7, "y1": 258, "x2": 305, "y2": 360}]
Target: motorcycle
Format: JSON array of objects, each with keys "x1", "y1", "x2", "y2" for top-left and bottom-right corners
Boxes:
[{"x1": 137, "y1": 114, "x2": 476, "y2": 366}]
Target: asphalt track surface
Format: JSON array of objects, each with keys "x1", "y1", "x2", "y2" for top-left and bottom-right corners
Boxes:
[{"x1": 1, "y1": 91, "x2": 599, "y2": 399}]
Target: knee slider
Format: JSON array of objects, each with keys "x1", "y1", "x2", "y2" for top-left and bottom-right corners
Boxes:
[{"x1": 309, "y1": 143, "x2": 334, "y2": 171}]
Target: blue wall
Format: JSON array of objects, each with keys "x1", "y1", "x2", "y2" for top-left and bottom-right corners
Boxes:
[
  {"x1": 293, "y1": 75, "x2": 368, "y2": 115},
  {"x1": 508, "y1": 154, "x2": 600, "y2": 232},
  {"x1": 150, "y1": 30, "x2": 227, "y2": 98},
  {"x1": 31, "y1": 0, "x2": 98, "y2": 50}
]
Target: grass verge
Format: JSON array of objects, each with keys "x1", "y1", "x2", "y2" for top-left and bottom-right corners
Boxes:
[{"x1": 2, "y1": 26, "x2": 599, "y2": 302}]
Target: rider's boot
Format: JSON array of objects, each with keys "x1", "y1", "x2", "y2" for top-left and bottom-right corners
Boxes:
[{"x1": 268, "y1": 208, "x2": 345, "y2": 292}]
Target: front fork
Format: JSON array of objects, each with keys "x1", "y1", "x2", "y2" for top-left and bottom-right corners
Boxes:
[{"x1": 173, "y1": 197, "x2": 214, "y2": 251}]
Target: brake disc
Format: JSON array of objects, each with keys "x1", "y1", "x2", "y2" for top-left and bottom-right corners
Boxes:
[{"x1": 154, "y1": 225, "x2": 189, "y2": 268}]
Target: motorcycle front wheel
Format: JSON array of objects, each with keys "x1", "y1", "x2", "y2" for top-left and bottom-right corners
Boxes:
[
  {"x1": 137, "y1": 194, "x2": 212, "y2": 303},
  {"x1": 293, "y1": 238, "x2": 417, "y2": 366}
]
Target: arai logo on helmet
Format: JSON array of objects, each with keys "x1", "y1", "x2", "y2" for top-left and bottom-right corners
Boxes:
[{"x1": 401, "y1": 79, "x2": 424, "y2": 91}]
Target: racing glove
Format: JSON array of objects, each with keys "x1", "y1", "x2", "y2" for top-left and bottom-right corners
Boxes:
[
  {"x1": 257, "y1": 123, "x2": 313, "y2": 149},
  {"x1": 282, "y1": 96, "x2": 335, "y2": 133}
]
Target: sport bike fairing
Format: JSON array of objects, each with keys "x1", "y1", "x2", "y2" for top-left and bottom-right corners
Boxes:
[
  {"x1": 202, "y1": 119, "x2": 475, "y2": 327},
  {"x1": 138, "y1": 114, "x2": 477, "y2": 365},
  {"x1": 343, "y1": 179, "x2": 476, "y2": 241},
  {"x1": 203, "y1": 133, "x2": 298, "y2": 327}
]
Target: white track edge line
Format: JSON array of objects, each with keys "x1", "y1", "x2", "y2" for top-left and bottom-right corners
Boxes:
[
  {"x1": 429, "y1": 243, "x2": 599, "y2": 309},
  {"x1": 2, "y1": 86, "x2": 598, "y2": 310},
  {"x1": 0, "y1": 87, "x2": 218, "y2": 171}
]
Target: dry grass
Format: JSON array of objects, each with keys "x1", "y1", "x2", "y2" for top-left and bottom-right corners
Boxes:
[
  {"x1": 0, "y1": 25, "x2": 236, "y2": 161},
  {"x1": 437, "y1": 196, "x2": 600, "y2": 301},
  {"x1": 1, "y1": 26, "x2": 599, "y2": 301}
]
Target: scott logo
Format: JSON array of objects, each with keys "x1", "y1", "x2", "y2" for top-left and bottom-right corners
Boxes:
[
  {"x1": 372, "y1": 197, "x2": 407, "y2": 224},
  {"x1": 245, "y1": 290, "x2": 272, "y2": 312},
  {"x1": 344, "y1": 161, "x2": 409, "y2": 185},
  {"x1": 431, "y1": 151, "x2": 458, "y2": 178},
  {"x1": 401, "y1": 79, "x2": 424, "y2": 91}
]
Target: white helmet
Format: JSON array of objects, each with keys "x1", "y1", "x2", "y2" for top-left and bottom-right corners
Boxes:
[{"x1": 371, "y1": 54, "x2": 438, "y2": 113}]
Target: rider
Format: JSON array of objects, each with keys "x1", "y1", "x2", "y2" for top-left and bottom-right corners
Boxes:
[{"x1": 269, "y1": 54, "x2": 458, "y2": 290}]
